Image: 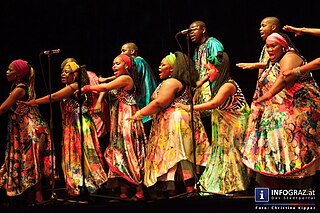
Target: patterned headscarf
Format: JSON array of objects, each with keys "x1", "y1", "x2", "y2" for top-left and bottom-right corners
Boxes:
[
  {"x1": 165, "y1": 52, "x2": 176, "y2": 67},
  {"x1": 117, "y1": 54, "x2": 132, "y2": 69},
  {"x1": 207, "y1": 55, "x2": 222, "y2": 68},
  {"x1": 266, "y1": 32, "x2": 294, "y2": 52},
  {"x1": 11, "y1": 59, "x2": 29, "y2": 78}
]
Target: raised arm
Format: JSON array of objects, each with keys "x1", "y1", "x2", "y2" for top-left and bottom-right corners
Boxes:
[
  {"x1": 283, "y1": 25, "x2": 320, "y2": 37},
  {"x1": 25, "y1": 82, "x2": 78, "y2": 106},
  {"x1": 83, "y1": 75, "x2": 133, "y2": 92}
]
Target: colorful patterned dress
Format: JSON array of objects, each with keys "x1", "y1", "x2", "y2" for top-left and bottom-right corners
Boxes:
[
  {"x1": 87, "y1": 71, "x2": 109, "y2": 137},
  {"x1": 199, "y1": 80, "x2": 251, "y2": 194},
  {"x1": 144, "y1": 82, "x2": 211, "y2": 187},
  {"x1": 60, "y1": 95, "x2": 108, "y2": 196},
  {"x1": 0, "y1": 85, "x2": 55, "y2": 196},
  {"x1": 242, "y1": 59, "x2": 320, "y2": 177},
  {"x1": 105, "y1": 87, "x2": 147, "y2": 185}
]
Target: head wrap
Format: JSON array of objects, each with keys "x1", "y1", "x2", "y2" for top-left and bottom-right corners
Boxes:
[
  {"x1": 266, "y1": 32, "x2": 294, "y2": 52},
  {"x1": 117, "y1": 54, "x2": 131, "y2": 69},
  {"x1": 207, "y1": 55, "x2": 222, "y2": 68},
  {"x1": 165, "y1": 52, "x2": 176, "y2": 67},
  {"x1": 11, "y1": 59, "x2": 29, "y2": 78},
  {"x1": 65, "y1": 61, "x2": 80, "y2": 72},
  {"x1": 61, "y1": 58, "x2": 77, "y2": 69}
]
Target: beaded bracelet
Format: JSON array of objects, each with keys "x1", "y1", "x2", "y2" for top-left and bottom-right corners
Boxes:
[
  {"x1": 83, "y1": 85, "x2": 91, "y2": 92},
  {"x1": 293, "y1": 67, "x2": 301, "y2": 76}
]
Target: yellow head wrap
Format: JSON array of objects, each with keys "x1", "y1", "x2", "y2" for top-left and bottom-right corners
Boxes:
[
  {"x1": 65, "y1": 61, "x2": 80, "y2": 72},
  {"x1": 165, "y1": 52, "x2": 176, "y2": 67}
]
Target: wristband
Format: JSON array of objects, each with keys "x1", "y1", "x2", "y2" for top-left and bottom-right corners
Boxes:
[
  {"x1": 293, "y1": 67, "x2": 301, "y2": 76},
  {"x1": 83, "y1": 85, "x2": 91, "y2": 92}
]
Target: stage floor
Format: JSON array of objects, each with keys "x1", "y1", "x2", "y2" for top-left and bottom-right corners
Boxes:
[
  {"x1": 1, "y1": 181, "x2": 319, "y2": 213},
  {"x1": 1, "y1": 193, "x2": 255, "y2": 213}
]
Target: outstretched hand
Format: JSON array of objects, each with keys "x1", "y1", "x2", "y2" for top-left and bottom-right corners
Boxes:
[
  {"x1": 174, "y1": 103, "x2": 189, "y2": 111},
  {"x1": 236, "y1": 63, "x2": 256, "y2": 70},
  {"x1": 283, "y1": 25, "x2": 303, "y2": 37},
  {"x1": 281, "y1": 69, "x2": 294, "y2": 79},
  {"x1": 127, "y1": 110, "x2": 143, "y2": 121},
  {"x1": 19, "y1": 99, "x2": 37, "y2": 106},
  {"x1": 74, "y1": 85, "x2": 90, "y2": 95}
]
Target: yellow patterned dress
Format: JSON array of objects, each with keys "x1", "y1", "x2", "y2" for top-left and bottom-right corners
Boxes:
[{"x1": 144, "y1": 82, "x2": 210, "y2": 188}]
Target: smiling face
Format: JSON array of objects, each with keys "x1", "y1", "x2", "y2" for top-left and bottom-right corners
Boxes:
[
  {"x1": 61, "y1": 65, "x2": 76, "y2": 84},
  {"x1": 112, "y1": 56, "x2": 129, "y2": 77},
  {"x1": 158, "y1": 57, "x2": 173, "y2": 80}
]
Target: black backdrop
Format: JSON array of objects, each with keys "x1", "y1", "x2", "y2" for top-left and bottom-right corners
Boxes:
[{"x1": 1, "y1": 0, "x2": 320, "y2": 167}]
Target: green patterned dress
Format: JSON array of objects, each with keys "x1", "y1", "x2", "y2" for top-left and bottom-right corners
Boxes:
[{"x1": 199, "y1": 80, "x2": 251, "y2": 194}]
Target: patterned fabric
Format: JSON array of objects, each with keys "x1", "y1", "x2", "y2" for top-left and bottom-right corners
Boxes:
[
  {"x1": 105, "y1": 87, "x2": 147, "y2": 185},
  {"x1": 134, "y1": 57, "x2": 158, "y2": 123},
  {"x1": 144, "y1": 82, "x2": 210, "y2": 187},
  {"x1": 0, "y1": 85, "x2": 55, "y2": 196},
  {"x1": 87, "y1": 71, "x2": 108, "y2": 137},
  {"x1": 259, "y1": 45, "x2": 269, "y2": 64},
  {"x1": 199, "y1": 80, "x2": 251, "y2": 194},
  {"x1": 60, "y1": 96, "x2": 107, "y2": 196},
  {"x1": 242, "y1": 61, "x2": 320, "y2": 177},
  {"x1": 193, "y1": 37, "x2": 224, "y2": 117}
]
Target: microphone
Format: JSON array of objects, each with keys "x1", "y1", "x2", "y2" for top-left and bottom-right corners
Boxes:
[
  {"x1": 180, "y1": 29, "x2": 192, "y2": 35},
  {"x1": 41, "y1": 49, "x2": 60, "y2": 55},
  {"x1": 177, "y1": 26, "x2": 199, "y2": 35}
]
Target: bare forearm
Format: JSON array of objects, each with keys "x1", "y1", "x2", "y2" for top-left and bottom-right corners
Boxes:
[
  {"x1": 139, "y1": 100, "x2": 166, "y2": 117},
  {"x1": 301, "y1": 27, "x2": 320, "y2": 37},
  {"x1": 300, "y1": 58, "x2": 320, "y2": 73}
]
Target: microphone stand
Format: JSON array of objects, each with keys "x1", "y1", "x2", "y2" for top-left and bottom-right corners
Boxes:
[
  {"x1": 41, "y1": 52, "x2": 58, "y2": 205},
  {"x1": 174, "y1": 32, "x2": 199, "y2": 197},
  {"x1": 173, "y1": 31, "x2": 213, "y2": 199},
  {"x1": 76, "y1": 65, "x2": 89, "y2": 201}
]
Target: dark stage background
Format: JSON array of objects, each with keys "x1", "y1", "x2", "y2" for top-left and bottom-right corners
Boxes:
[{"x1": 1, "y1": 0, "x2": 320, "y2": 179}]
